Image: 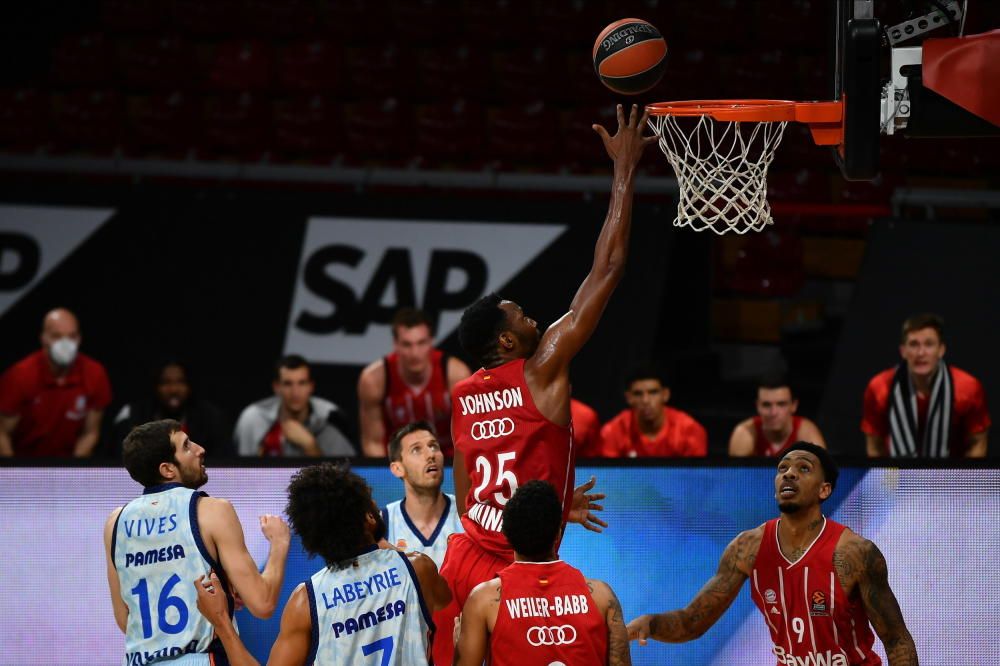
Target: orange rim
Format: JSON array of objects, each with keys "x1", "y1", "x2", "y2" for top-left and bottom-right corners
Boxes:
[
  {"x1": 646, "y1": 99, "x2": 842, "y2": 123},
  {"x1": 646, "y1": 99, "x2": 844, "y2": 145}
]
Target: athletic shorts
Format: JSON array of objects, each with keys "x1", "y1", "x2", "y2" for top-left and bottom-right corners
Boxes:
[
  {"x1": 439, "y1": 532, "x2": 512, "y2": 609},
  {"x1": 431, "y1": 598, "x2": 461, "y2": 666}
]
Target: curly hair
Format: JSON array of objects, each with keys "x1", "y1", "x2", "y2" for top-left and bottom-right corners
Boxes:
[
  {"x1": 458, "y1": 293, "x2": 506, "y2": 367},
  {"x1": 123, "y1": 419, "x2": 182, "y2": 487},
  {"x1": 286, "y1": 463, "x2": 375, "y2": 568},
  {"x1": 502, "y1": 480, "x2": 563, "y2": 561}
]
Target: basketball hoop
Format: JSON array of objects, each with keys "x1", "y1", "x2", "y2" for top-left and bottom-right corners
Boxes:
[{"x1": 646, "y1": 100, "x2": 843, "y2": 235}]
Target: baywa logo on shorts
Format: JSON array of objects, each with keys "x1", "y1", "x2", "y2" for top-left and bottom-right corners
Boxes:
[
  {"x1": 772, "y1": 645, "x2": 849, "y2": 666},
  {"x1": 284, "y1": 217, "x2": 565, "y2": 365},
  {"x1": 471, "y1": 418, "x2": 515, "y2": 440},
  {"x1": 526, "y1": 625, "x2": 577, "y2": 647}
]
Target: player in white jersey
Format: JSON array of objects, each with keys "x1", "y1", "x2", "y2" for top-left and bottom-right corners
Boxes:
[
  {"x1": 193, "y1": 463, "x2": 452, "y2": 666},
  {"x1": 382, "y1": 421, "x2": 464, "y2": 665},
  {"x1": 382, "y1": 421, "x2": 463, "y2": 568},
  {"x1": 103, "y1": 420, "x2": 290, "y2": 666}
]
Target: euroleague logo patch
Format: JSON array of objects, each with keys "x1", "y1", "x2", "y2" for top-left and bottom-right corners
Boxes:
[
  {"x1": 810, "y1": 590, "x2": 829, "y2": 616},
  {"x1": 526, "y1": 625, "x2": 577, "y2": 647}
]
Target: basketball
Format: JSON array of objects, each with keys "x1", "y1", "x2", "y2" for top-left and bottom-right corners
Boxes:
[{"x1": 593, "y1": 18, "x2": 668, "y2": 95}]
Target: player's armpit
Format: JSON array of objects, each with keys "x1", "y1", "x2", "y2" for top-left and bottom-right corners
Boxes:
[
  {"x1": 630, "y1": 529, "x2": 756, "y2": 643},
  {"x1": 858, "y1": 541, "x2": 919, "y2": 666},
  {"x1": 267, "y1": 584, "x2": 313, "y2": 666}
]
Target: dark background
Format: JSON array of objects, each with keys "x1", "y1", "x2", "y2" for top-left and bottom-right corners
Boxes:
[{"x1": 1, "y1": 0, "x2": 998, "y2": 456}]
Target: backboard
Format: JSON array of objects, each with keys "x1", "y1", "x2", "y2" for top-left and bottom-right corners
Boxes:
[{"x1": 833, "y1": 0, "x2": 882, "y2": 181}]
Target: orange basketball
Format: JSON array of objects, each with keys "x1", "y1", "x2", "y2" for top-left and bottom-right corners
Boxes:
[{"x1": 593, "y1": 18, "x2": 668, "y2": 95}]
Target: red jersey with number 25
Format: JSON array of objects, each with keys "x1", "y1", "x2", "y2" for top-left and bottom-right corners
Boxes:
[
  {"x1": 451, "y1": 359, "x2": 574, "y2": 561},
  {"x1": 490, "y1": 560, "x2": 607, "y2": 666},
  {"x1": 751, "y1": 518, "x2": 881, "y2": 666}
]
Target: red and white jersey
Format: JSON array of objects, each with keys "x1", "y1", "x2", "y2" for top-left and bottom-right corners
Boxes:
[
  {"x1": 751, "y1": 518, "x2": 881, "y2": 666},
  {"x1": 451, "y1": 359, "x2": 574, "y2": 561},
  {"x1": 383, "y1": 349, "x2": 454, "y2": 455},
  {"x1": 491, "y1": 560, "x2": 607, "y2": 666},
  {"x1": 753, "y1": 415, "x2": 804, "y2": 457}
]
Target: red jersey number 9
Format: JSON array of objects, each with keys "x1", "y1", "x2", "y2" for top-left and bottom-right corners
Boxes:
[{"x1": 473, "y1": 451, "x2": 519, "y2": 506}]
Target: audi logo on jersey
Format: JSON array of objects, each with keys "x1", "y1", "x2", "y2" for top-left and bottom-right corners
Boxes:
[
  {"x1": 526, "y1": 625, "x2": 578, "y2": 647},
  {"x1": 471, "y1": 417, "x2": 515, "y2": 440}
]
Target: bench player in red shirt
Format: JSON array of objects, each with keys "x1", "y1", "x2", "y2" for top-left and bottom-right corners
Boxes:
[
  {"x1": 627, "y1": 443, "x2": 917, "y2": 665},
  {"x1": 454, "y1": 480, "x2": 630, "y2": 666},
  {"x1": 442, "y1": 104, "x2": 655, "y2": 612}
]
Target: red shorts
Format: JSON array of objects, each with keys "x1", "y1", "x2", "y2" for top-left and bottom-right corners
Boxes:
[
  {"x1": 431, "y1": 598, "x2": 460, "y2": 666},
  {"x1": 440, "y1": 532, "x2": 512, "y2": 609}
]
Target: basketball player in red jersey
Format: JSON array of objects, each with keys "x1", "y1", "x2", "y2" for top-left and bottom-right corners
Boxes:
[
  {"x1": 358, "y1": 308, "x2": 471, "y2": 457},
  {"x1": 627, "y1": 443, "x2": 918, "y2": 665},
  {"x1": 442, "y1": 104, "x2": 654, "y2": 610},
  {"x1": 730, "y1": 374, "x2": 826, "y2": 457},
  {"x1": 454, "y1": 480, "x2": 630, "y2": 666}
]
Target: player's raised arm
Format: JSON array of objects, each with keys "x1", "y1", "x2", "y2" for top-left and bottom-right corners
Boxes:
[
  {"x1": 527, "y1": 104, "x2": 656, "y2": 386},
  {"x1": 627, "y1": 528, "x2": 759, "y2": 644},
  {"x1": 202, "y1": 499, "x2": 291, "y2": 619},
  {"x1": 854, "y1": 539, "x2": 919, "y2": 665}
]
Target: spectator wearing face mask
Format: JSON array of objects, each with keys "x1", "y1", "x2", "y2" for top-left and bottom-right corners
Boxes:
[
  {"x1": 111, "y1": 359, "x2": 233, "y2": 459},
  {"x1": 0, "y1": 308, "x2": 112, "y2": 457}
]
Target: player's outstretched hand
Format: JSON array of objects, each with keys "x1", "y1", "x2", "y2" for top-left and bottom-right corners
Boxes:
[
  {"x1": 626, "y1": 614, "x2": 654, "y2": 646},
  {"x1": 259, "y1": 514, "x2": 290, "y2": 546},
  {"x1": 592, "y1": 103, "x2": 657, "y2": 167},
  {"x1": 568, "y1": 475, "x2": 608, "y2": 533},
  {"x1": 194, "y1": 572, "x2": 229, "y2": 628}
]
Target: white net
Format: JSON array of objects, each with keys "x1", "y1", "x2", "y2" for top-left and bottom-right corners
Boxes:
[{"x1": 649, "y1": 113, "x2": 790, "y2": 234}]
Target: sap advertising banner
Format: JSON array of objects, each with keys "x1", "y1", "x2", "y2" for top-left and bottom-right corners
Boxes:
[
  {"x1": 284, "y1": 217, "x2": 566, "y2": 365},
  {"x1": 0, "y1": 205, "x2": 112, "y2": 319}
]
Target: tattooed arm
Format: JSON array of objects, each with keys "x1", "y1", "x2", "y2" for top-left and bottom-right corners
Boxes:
[
  {"x1": 627, "y1": 528, "x2": 760, "y2": 644},
  {"x1": 588, "y1": 579, "x2": 632, "y2": 666},
  {"x1": 857, "y1": 539, "x2": 918, "y2": 665}
]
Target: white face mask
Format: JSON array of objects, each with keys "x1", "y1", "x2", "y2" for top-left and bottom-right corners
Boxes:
[{"x1": 49, "y1": 337, "x2": 79, "y2": 367}]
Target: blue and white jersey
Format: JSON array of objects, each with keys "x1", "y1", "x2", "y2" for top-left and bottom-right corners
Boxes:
[
  {"x1": 381, "y1": 493, "x2": 463, "y2": 569},
  {"x1": 113, "y1": 483, "x2": 227, "y2": 666},
  {"x1": 306, "y1": 546, "x2": 434, "y2": 666}
]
